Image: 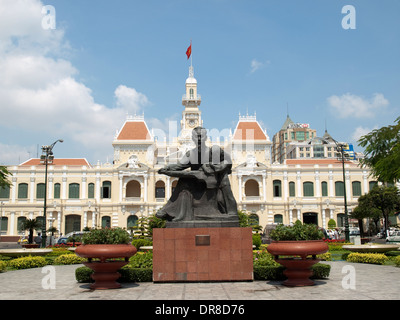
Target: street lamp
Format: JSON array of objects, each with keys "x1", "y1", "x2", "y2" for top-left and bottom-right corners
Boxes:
[
  {"x1": 40, "y1": 139, "x2": 63, "y2": 247},
  {"x1": 334, "y1": 141, "x2": 350, "y2": 242}
]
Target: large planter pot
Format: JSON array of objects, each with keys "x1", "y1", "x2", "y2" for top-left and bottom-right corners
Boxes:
[
  {"x1": 75, "y1": 244, "x2": 137, "y2": 289},
  {"x1": 267, "y1": 240, "x2": 329, "y2": 287}
]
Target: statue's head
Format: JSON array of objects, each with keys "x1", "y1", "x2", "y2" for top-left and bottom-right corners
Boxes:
[{"x1": 192, "y1": 126, "x2": 207, "y2": 144}]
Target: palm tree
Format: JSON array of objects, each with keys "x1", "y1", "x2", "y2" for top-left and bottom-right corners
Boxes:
[{"x1": 19, "y1": 219, "x2": 42, "y2": 244}]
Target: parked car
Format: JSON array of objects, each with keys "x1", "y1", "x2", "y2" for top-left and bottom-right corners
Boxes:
[
  {"x1": 386, "y1": 231, "x2": 400, "y2": 243},
  {"x1": 56, "y1": 231, "x2": 87, "y2": 245}
]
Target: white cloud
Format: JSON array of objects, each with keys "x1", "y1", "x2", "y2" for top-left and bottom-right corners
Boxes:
[
  {"x1": 250, "y1": 59, "x2": 270, "y2": 73},
  {"x1": 0, "y1": 0, "x2": 150, "y2": 164},
  {"x1": 327, "y1": 93, "x2": 389, "y2": 119},
  {"x1": 351, "y1": 125, "x2": 378, "y2": 142},
  {"x1": 115, "y1": 85, "x2": 150, "y2": 115}
]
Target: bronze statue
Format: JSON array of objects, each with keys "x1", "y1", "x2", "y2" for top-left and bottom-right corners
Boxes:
[{"x1": 156, "y1": 127, "x2": 238, "y2": 226}]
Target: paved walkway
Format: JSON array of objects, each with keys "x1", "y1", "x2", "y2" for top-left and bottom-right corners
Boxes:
[{"x1": 0, "y1": 261, "x2": 399, "y2": 300}]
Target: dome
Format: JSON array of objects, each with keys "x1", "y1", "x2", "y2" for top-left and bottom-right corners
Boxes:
[{"x1": 186, "y1": 77, "x2": 197, "y2": 84}]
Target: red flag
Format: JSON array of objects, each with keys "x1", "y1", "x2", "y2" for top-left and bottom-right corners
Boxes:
[{"x1": 186, "y1": 43, "x2": 192, "y2": 59}]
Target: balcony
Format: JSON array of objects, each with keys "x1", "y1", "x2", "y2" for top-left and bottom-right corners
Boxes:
[{"x1": 182, "y1": 94, "x2": 201, "y2": 102}]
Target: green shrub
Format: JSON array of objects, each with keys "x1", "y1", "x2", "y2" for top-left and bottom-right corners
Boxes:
[
  {"x1": 254, "y1": 265, "x2": 286, "y2": 280},
  {"x1": 328, "y1": 242, "x2": 352, "y2": 251},
  {"x1": 131, "y1": 238, "x2": 153, "y2": 249},
  {"x1": 82, "y1": 227, "x2": 131, "y2": 244},
  {"x1": 317, "y1": 252, "x2": 332, "y2": 261},
  {"x1": 253, "y1": 263, "x2": 331, "y2": 281},
  {"x1": 253, "y1": 249, "x2": 280, "y2": 267},
  {"x1": 327, "y1": 219, "x2": 336, "y2": 229},
  {"x1": 346, "y1": 252, "x2": 389, "y2": 265},
  {"x1": 270, "y1": 221, "x2": 324, "y2": 241},
  {"x1": 8, "y1": 256, "x2": 47, "y2": 270},
  {"x1": 0, "y1": 260, "x2": 7, "y2": 272},
  {"x1": 252, "y1": 234, "x2": 262, "y2": 250},
  {"x1": 75, "y1": 266, "x2": 93, "y2": 283},
  {"x1": 53, "y1": 254, "x2": 86, "y2": 265},
  {"x1": 74, "y1": 265, "x2": 153, "y2": 283},
  {"x1": 128, "y1": 252, "x2": 153, "y2": 268},
  {"x1": 310, "y1": 263, "x2": 331, "y2": 279},
  {"x1": 120, "y1": 266, "x2": 153, "y2": 282},
  {"x1": 395, "y1": 256, "x2": 400, "y2": 267},
  {"x1": 46, "y1": 247, "x2": 74, "y2": 256}
]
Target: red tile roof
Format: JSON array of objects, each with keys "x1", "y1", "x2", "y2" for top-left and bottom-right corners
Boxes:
[
  {"x1": 233, "y1": 121, "x2": 268, "y2": 141},
  {"x1": 20, "y1": 158, "x2": 91, "y2": 167},
  {"x1": 116, "y1": 120, "x2": 152, "y2": 140}
]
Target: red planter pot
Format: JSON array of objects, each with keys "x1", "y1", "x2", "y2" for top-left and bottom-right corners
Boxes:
[
  {"x1": 267, "y1": 240, "x2": 329, "y2": 287},
  {"x1": 75, "y1": 244, "x2": 137, "y2": 290}
]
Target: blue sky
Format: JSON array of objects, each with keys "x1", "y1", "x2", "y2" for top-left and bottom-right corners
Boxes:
[{"x1": 0, "y1": 0, "x2": 399, "y2": 165}]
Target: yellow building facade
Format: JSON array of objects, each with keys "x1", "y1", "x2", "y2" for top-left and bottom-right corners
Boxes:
[{"x1": 0, "y1": 67, "x2": 389, "y2": 239}]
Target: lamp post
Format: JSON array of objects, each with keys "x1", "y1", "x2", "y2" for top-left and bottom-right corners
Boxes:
[
  {"x1": 40, "y1": 139, "x2": 63, "y2": 247},
  {"x1": 335, "y1": 142, "x2": 350, "y2": 242}
]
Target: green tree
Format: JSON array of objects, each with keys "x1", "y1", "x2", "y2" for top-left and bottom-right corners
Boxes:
[
  {"x1": 353, "y1": 186, "x2": 400, "y2": 237},
  {"x1": 19, "y1": 219, "x2": 42, "y2": 244},
  {"x1": 0, "y1": 166, "x2": 11, "y2": 188},
  {"x1": 358, "y1": 116, "x2": 400, "y2": 183}
]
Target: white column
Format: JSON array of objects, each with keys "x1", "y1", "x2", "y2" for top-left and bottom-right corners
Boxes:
[
  {"x1": 10, "y1": 212, "x2": 15, "y2": 236},
  {"x1": 48, "y1": 175, "x2": 53, "y2": 200},
  {"x1": 83, "y1": 211, "x2": 87, "y2": 228},
  {"x1": 262, "y1": 173, "x2": 267, "y2": 201},
  {"x1": 166, "y1": 176, "x2": 171, "y2": 199},
  {"x1": 238, "y1": 175, "x2": 242, "y2": 202},
  {"x1": 62, "y1": 177, "x2": 67, "y2": 199},
  {"x1": 289, "y1": 209, "x2": 293, "y2": 224},
  {"x1": 315, "y1": 171, "x2": 320, "y2": 197},
  {"x1": 329, "y1": 209, "x2": 334, "y2": 219},
  {"x1": 57, "y1": 211, "x2": 61, "y2": 235},
  {"x1": 296, "y1": 172, "x2": 302, "y2": 197},
  {"x1": 322, "y1": 210, "x2": 326, "y2": 228},
  {"x1": 11, "y1": 177, "x2": 17, "y2": 203},
  {"x1": 329, "y1": 172, "x2": 334, "y2": 197},
  {"x1": 363, "y1": 171, "x2": 368, "y2": 194},
  {"x1": 81, "y1": 177, "x2": 87, "y2": 199},
  {"x1": 144, "y1": 174, "x2": 148, "y2": 202},
  {"x1": 119, "y1": 175, "x2": 123, "y2": 202},
  {"x1": 29, "y1": 177, "x2": 35, "y2": 203},
  {"x1": 92, "y1": 212, "x2": 97, "y2": 228}
]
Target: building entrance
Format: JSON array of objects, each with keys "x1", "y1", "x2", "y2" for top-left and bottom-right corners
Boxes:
[{"x1": 303, "y1": 212, "x2": 318, "y2": 225}]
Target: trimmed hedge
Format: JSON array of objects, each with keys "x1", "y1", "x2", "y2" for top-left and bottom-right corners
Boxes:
[
  {"x1": 346, "y1": 252, "x2": 389, "y2": 265},
  {"x1": 8, "y1": 256, "x2": 47, "y2": 270},
  {"x1": 53, "y1": 254, "x2": 86, "y2": 265},
  {"x1": 254, "y1": 263, "x2": 331, "y2": 281},
  {"x1": 0, "y1": 260, "x2": 7, "y2": 272},
  {"x1": 395, "y1": 256, "x2": 400, "y2": 267},
  {"x1": 75, "y1": 266, "x2": 153, "y2": 283}
]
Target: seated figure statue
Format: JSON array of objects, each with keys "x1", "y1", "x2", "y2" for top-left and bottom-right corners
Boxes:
[{"x1": 156, "y1": 127, "x2": 238, "y2": 226}]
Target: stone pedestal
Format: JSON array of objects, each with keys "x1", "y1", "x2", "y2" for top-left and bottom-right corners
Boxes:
[{"x1": 153, "y1": 227, "x2": 253, "y2": 282}]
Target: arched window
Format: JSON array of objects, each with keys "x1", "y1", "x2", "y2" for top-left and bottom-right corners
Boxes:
[
  {"x1": 245, "y1": 179, "x2": 259, "y2": 196},
  {"x1": 248, "y1": 214, "x2": 259, "y2": 226},
  {"x1": 68, "y1": 183, "x2": 80, "y2": 199},
  {"x1": 369, "y1": 181, "x2": 377, "y2": 191},
  {"x1": 155, "y1": 181, "x2": 165, "y2": 199},
  {"x1": 321, "y1": 181, "x2": 328, "y2": 197},
  {"x1": 126, "y1": 180, "x2": 141, "y2": 198},
  {"x1": 0, "y1": 185, "x2": 10, "y2": 199},
  {"x1": 273, "y1": 180, "x2": 282, "y2": 197},
  {"x1": 0, "y1": 217, "x2": 8, "y2": 234},
  {"x1": 88, "y1": 183, "x2": 94, "y2": 199},
  {"x1": 289, "y1": 182, "x2": 295, "y2": 197},
  {"x1": 54, "y1": 183, "x2": 61, "y2": 199},
  {"x1": 65, "y1": 215, "x2": 81, "y2": 234},
  {"x1": 303, "y1": 182, "x2": 314, "y2": 197},
  {"x1": 127, "y1": 215, "x2": 138, "y2": 229},
  {"x1": 17, "y1": 217, "x2": 26, "y2": 234},
  {"x1": 18, "y1": 183, "x2": 28, "y2": 199},
  {"x1": 101, "y1": 181, "x2": 111, "y2": 199},
  {"x1": 101, "y1": 216, "x2": 111, "y2": 228},
  {"x1": 352, "y1": 181, "x2": 361, "y2": 197},
  {"x1": 274, "y1": 214, "x2": 283, "y2": 224},
  {"x1": 189, "y1": 88, "x2": 194, "y2": 99},
  {"x1": 335, "y1": 181, "x2": 344, "y2": 197},
  {"x1": 36, "y1": 183, "x2": 45, "y2": 199}
]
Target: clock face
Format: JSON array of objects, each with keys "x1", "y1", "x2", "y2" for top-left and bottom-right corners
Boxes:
[{"x1": 188, "y1": 119, "x2": 197, "y2": 127}]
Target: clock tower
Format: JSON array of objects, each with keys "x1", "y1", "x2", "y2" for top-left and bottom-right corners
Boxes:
[{"x1": 179, "y1": 65, "x2": 203, "y2": 143}]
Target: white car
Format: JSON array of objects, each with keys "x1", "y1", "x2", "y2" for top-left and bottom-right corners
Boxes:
[{"x1": 386, "y1": 231, "x2": 400, "y2": 243}]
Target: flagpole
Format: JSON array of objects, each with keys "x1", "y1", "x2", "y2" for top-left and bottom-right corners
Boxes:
[{"x1": 190, "y1": 40, "x2": 193, "y2": 68}]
